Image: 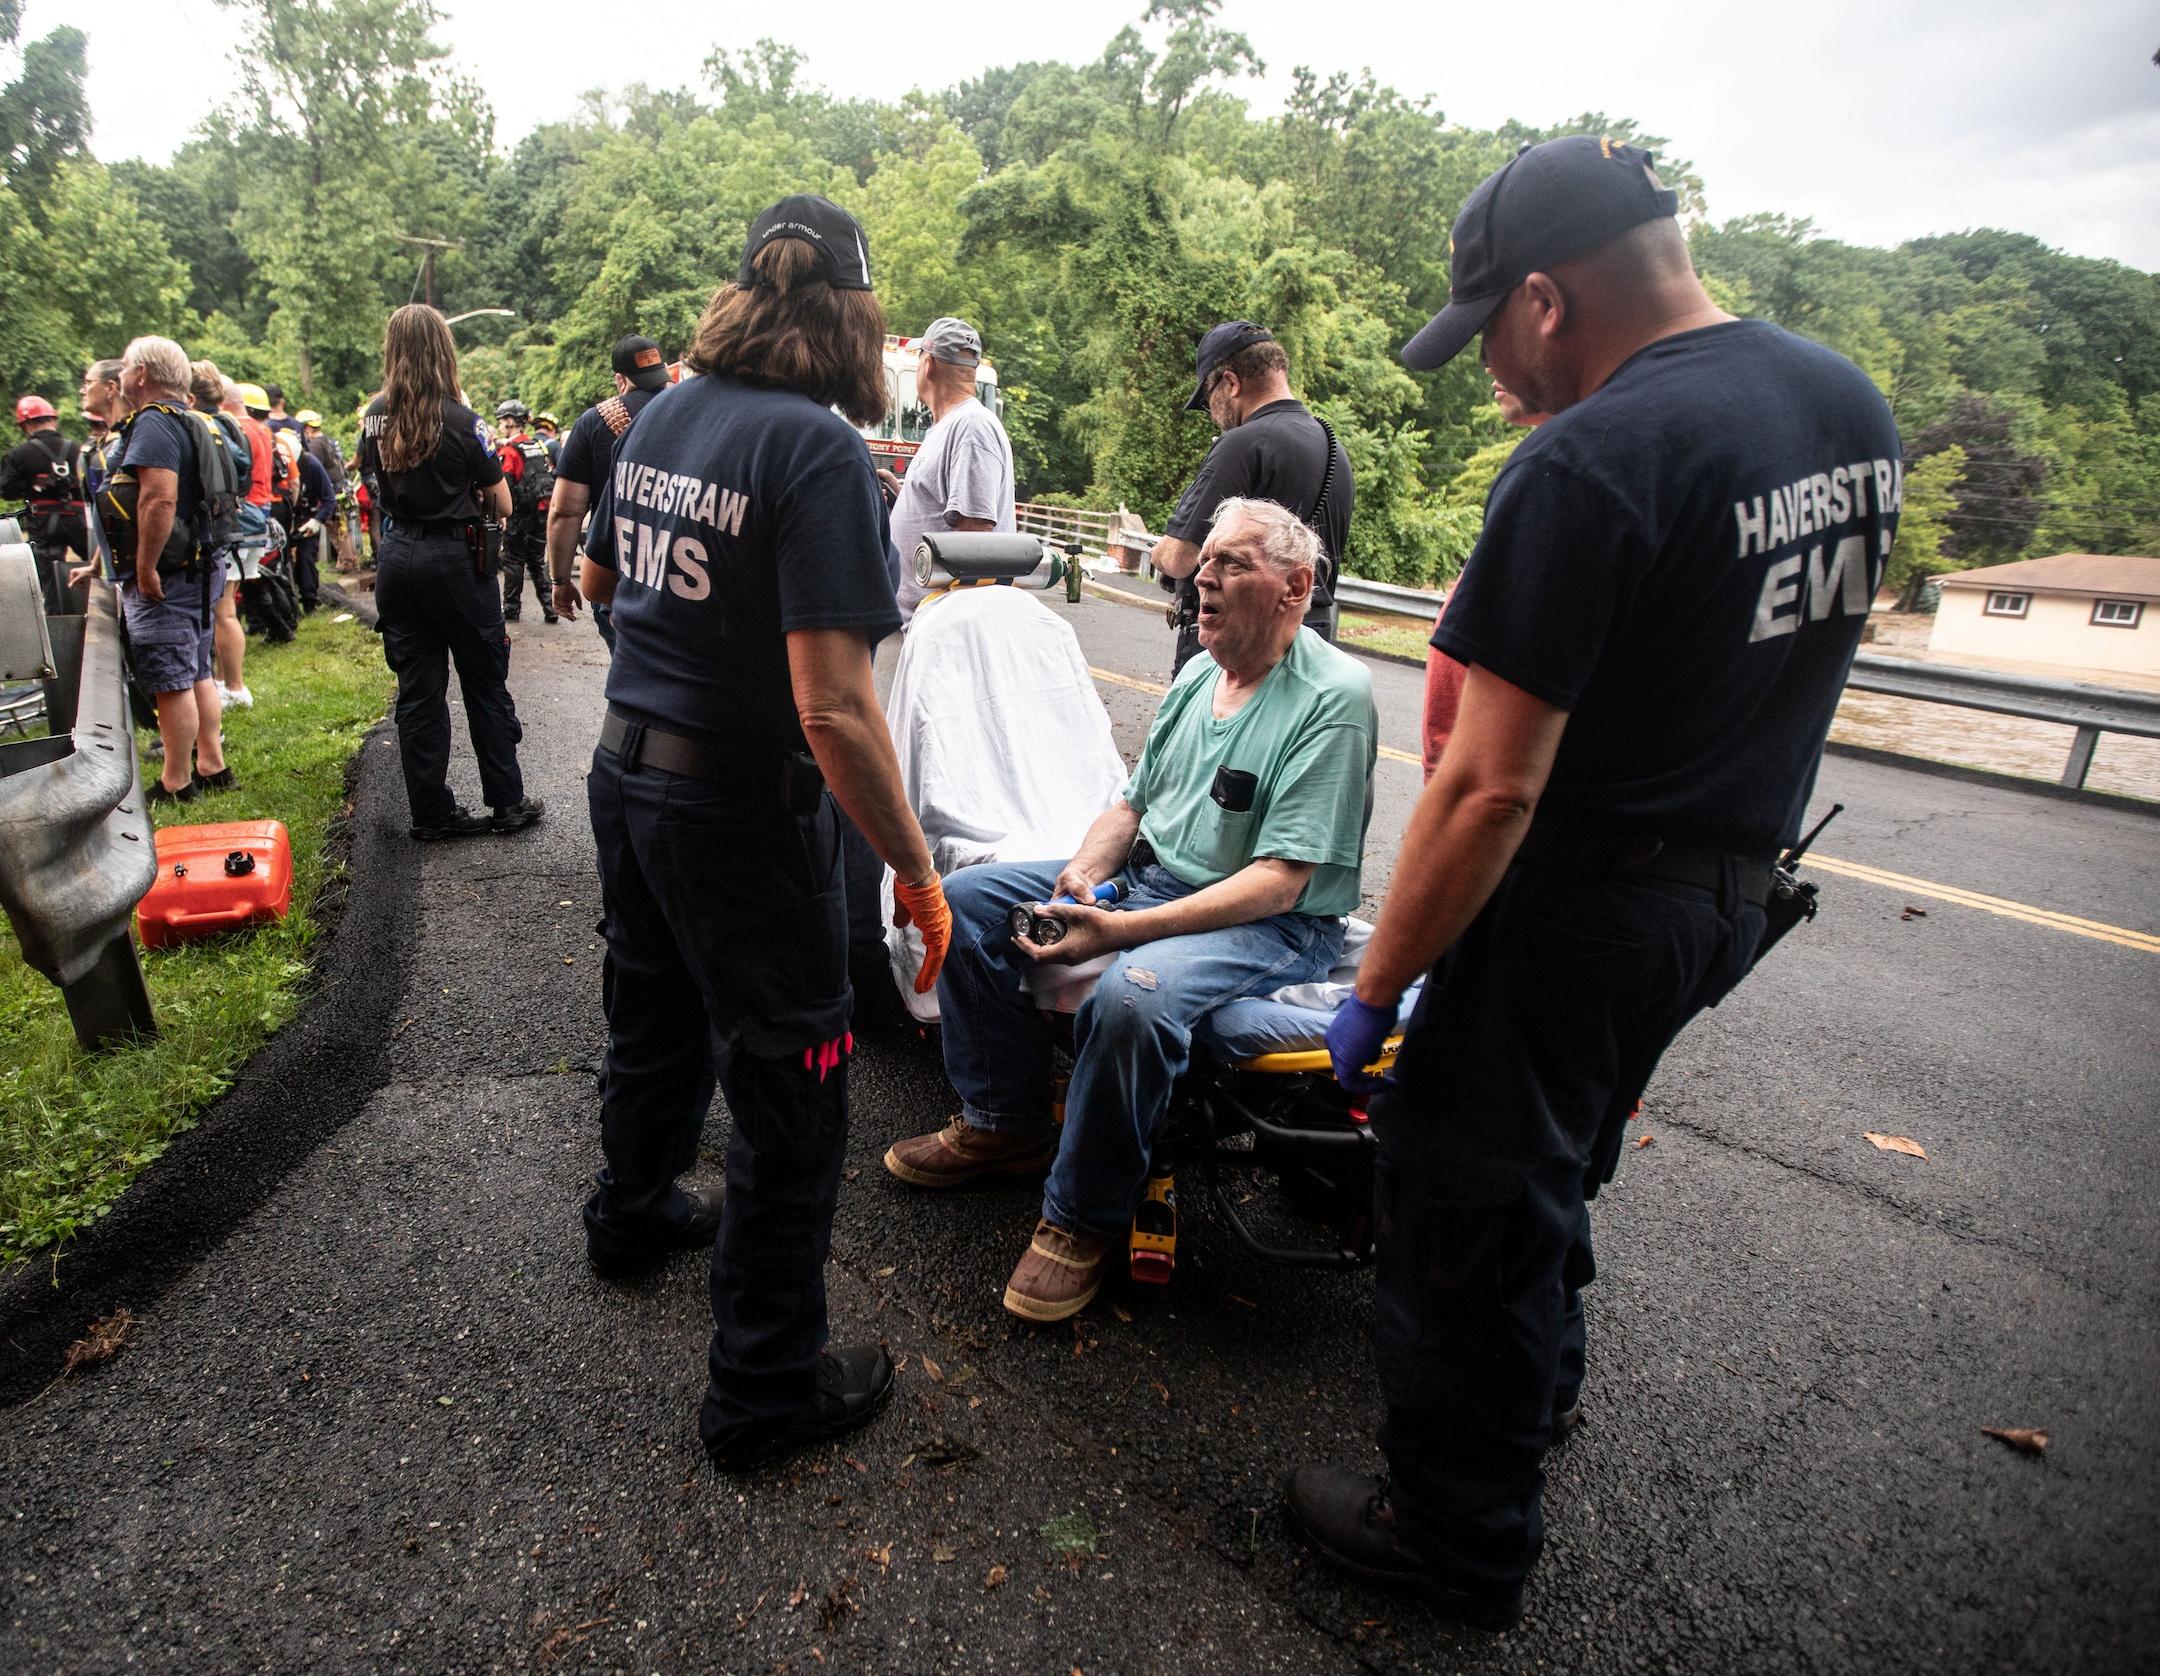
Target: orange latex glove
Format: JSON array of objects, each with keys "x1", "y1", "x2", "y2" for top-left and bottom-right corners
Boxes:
[{"x1": 892, "y1": 872, "x2": 952, "y2": 994}]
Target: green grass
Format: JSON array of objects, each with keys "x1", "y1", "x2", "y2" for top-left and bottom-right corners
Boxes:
[
  {"x1": 0, "y1": 611, "x2": 392, "y2": 1271},
  {"x1": 1335, "y1": 609, "x2": 1435, "y2": 664}
]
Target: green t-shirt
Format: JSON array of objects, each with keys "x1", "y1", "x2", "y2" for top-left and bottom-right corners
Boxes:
[{"x1": 1121, "y1": 629, "x2": 1377, "y2": 918}]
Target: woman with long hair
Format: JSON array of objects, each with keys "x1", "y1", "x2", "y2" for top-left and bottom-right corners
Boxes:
[
  {"x1": 357, "y1": 303, "x2": 542, "y2": 840},
  {"x1": 577, "y1": 195, "x2": 950, "y2": 1472}
]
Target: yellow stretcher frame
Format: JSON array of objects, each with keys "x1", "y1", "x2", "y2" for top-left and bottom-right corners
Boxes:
[{"x1": 1234, "y1": 1036, "x2": 1404, "y2": 1077}]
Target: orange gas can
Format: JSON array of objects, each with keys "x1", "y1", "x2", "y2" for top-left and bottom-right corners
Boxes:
[{"x1": 136, "y1": 820, "x2": 294, "y2": 949}]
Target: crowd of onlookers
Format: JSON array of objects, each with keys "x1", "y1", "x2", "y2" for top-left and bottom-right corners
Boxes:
[{"x1": 5, "y1": 337, "x2": 368, "y2": 801}]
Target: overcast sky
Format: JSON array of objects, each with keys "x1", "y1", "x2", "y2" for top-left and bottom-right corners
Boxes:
[{"x1": 22, "y1": 0, "x2": 2160, "y2": 272}]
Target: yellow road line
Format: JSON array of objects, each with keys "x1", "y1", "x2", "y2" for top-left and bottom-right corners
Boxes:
[
  {"x1": 1805, "y1": 854, "x2": 2160, "y2": 955},
  {"x1": 1086, "y1": 665, "x2": 1422, "y2": 766}
]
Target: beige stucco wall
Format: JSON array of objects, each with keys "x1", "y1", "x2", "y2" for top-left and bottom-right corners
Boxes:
[{"x1": 1929, "y1": 588, "x2": 2159, "y2": 677}]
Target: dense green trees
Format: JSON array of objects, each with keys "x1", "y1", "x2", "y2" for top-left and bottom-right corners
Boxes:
[{"x1": 4, "y1": 0, "x2": 2154, "y2": 583}]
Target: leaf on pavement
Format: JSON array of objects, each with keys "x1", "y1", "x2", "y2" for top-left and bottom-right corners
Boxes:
[
  {"x1": 865, "y1": 1542, "x2": 892, "y2": 1571},
  {"x1": 58, "y1": 1309, "x2": 135, "y2": 1379},
  {"x1": 1981, "y1": 1426, "x2": 2049, "y2": 1454},
  {"x1": 787, "y1": 1581, "x2": 808, "y2": 1609},
  {"x1": 1864, "y1": 1132, "x2": 1928, "y2": 1159},
  {"x1": 922, "y1": 1355, "x2": 944, "y2": 1384},
  {"x1": 984, "y1": 1563, "x2": 1008, "y2": 1591},
  {"x1": 933, "y1": 1544, "x2": 957, "y2": 1564},
  {"x1": 873, "y1": 1265, "x2": 896, "y2": 1278},
  {"x1": 1635, "y1": 1134, "x2": 1655, "y2": 1149}
]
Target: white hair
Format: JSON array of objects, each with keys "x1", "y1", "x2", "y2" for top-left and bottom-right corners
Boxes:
[
  {"x1": 1209, "y1": 495, "x2": 1322, "y2": 576},
  {"x1": 122, "y1": 335, "x2": 193, "y2": 396}
]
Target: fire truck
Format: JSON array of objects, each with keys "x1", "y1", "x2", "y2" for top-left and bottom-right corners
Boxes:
[{"x1": 859, "y1": 334, "x2": 1003, "y2": 478}]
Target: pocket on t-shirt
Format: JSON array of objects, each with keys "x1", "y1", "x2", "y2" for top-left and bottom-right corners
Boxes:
[{"x1": 1189, "y1": 805, "x2": 1256, "y2": 877}]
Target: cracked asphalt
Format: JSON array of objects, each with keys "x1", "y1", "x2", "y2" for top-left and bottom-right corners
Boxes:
[{"x1": 4, "y1": 591, "x2": 2157, "y2": 1674}]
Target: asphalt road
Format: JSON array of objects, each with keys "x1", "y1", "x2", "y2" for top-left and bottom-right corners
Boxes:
[{"x1": 4, "y1": 590, "x2": 2157, "y2": 1674}]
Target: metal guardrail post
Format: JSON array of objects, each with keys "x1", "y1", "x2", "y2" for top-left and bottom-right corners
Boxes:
[
  {"x1": 2062, "y1": 728, "x2": 2101, "y2": 790},
  {"x1": 0, "y1": 568, "x2": 158, "y2": 1049}
]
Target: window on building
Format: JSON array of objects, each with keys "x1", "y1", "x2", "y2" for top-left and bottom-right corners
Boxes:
[
  {"x1": 2091, "y1": 598, "x2": 2144, "y2": 629},
  {"x1": 1985, "y1": 591, "x2": 2030, "y2": 618}
]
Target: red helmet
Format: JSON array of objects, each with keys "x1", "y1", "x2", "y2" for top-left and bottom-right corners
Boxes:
[{"x1": 14, "y1": 395, "x2": 57, "y2": 426}]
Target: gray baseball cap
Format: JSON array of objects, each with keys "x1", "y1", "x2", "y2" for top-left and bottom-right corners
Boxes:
[{"x1": 919, "y1": 317, "x2": 983, "y2": 368}]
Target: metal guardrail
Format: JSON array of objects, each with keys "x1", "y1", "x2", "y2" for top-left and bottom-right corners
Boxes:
[
  {"x1": 0, "y1": 523, "x2": 158, "y2": 1047},
  {"x1": 1335, "y1": 575, "x2": 1445, "y2": 621}
]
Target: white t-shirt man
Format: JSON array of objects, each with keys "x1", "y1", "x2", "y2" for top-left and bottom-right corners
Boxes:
[{"x1": 890, "y1": 395, "x2": 1017, "y2": 625}]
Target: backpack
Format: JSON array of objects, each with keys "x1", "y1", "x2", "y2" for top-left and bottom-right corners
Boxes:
[
  {"x1": 97, "y1": 403, "x2": 243, "y2": 574},
  {"x1": 24, "y1": 430, "x2": 79, "y2": 502},
  {"x1": 210, "y1": 411, "x2": 253, "y2": 490},
  {"x1": 506, "y1": 436, "x2": 554, "y2": 522}
]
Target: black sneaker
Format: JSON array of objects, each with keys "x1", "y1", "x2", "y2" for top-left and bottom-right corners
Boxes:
[
  {"x1": 542, "y1": 611, "x2": 560, "y2": 624},
  {"x1": 1284, "y1": 1465, "x2": 1524, "y2": 1630},
  {"x1": 1551, "y1": 1397, "x2": 1582, "y2": 1445},
  {"x1": 195, "y1": 765, "x2": 237, "y2": 793},
  {"x1": 705, "y1": 1345, "x2": 896, "y2": 1473},
  {"x1": 410, "y1": 806, "x2": 491, "y2": 841},
  {"x1": 146, "y1": 778, "x2": 197, "y2": 806},
  {"x1": 490, "y1": 796, "x2": 545, "y2": 833}
]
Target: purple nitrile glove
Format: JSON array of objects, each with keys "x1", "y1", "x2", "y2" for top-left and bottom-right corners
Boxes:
[{"x1": 1326, "y1": 992, "x2": 1398, "y2": 1094}]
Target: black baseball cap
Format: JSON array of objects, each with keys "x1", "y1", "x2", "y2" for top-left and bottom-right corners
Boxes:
[
  {"x1": 1402, "y1": 136, "x2": 1680, "y2": 372},
  {"x1": 1185, "y1": 321, "x2": 1275, "y2": 411},
  {"x1": 738, "y1": 194, "x2": 874, "y2": 292},
  {"x1": 611, "y1": 335, "x2": 669, "y2": 392}
]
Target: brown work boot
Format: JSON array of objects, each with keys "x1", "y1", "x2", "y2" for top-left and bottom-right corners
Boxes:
[
  {"x1": 884, "y1": 1118, "x2": 1058, "y2": 1188},
  {"x1": 1002, "y1": 1219, "x2": 1112, "y2": 1323}
]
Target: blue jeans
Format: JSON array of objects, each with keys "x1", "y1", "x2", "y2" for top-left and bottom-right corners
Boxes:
[{"x1": 938, "y1": 859, "x2": 1344, "y2": 1235}]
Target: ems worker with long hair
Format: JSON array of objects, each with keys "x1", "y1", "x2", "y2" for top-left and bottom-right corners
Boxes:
[
  {"x1": 358, "y1": 303, "x2": 543, "y2": 841},
  {"x1": 579, "y1": 195, "x2": 952, "y2": 1471}
]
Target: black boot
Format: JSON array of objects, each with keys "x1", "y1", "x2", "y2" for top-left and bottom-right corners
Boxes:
[
  {"x1": 1284, "y1": 1465, "x2": 1524, "y2": 1629},
  {"x1": 704, "y1": 1345, "x2": 895, "y2": 1473}
]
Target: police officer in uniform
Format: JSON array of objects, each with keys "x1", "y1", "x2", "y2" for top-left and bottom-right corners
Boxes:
[
  {"x1": 2, "y1": 395, "x2": 90, "y2": 614},
  {"x1": 358, "y1": 304, "x2": 544, "y2": 841},
  {"x1": 1151, "y1": 323, "x2": 1353, "y2": 674},
  {"x1": 1291, "y1": 137, "x2": 1904, "y2": 1625},
  {"x1": 548, "y1": 334, "x2": 673, "y2": 654},
  {"x1": 580, "y1": 194, "x2": 953, "y2": 1471}
]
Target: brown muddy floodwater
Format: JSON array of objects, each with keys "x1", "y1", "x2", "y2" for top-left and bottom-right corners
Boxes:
[
  {"x1": 1830, "y1": 691, "x2": 2160, "y2": 802},
  {"x1": 1836, "y1": 614, "x2": 2160, "y2": 804}
]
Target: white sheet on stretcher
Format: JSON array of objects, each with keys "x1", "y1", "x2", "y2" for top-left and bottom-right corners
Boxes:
[{"x1": 882, "y1": 585, "x2": 1129, "y2": 1021}]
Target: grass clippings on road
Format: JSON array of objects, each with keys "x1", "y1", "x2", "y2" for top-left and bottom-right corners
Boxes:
[{"x1": 0, "y1": 611, "x2": 390, "y2": 1270}]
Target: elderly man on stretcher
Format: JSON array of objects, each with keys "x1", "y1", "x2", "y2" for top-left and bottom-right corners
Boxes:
[{"x1": 884, "y1": 497, "x2": 1380, "y2": 1322}]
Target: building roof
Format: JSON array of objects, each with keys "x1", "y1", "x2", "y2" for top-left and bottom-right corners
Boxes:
[{"x1": 1938, "y1": 553, "x2": 2160, "y2": 602}]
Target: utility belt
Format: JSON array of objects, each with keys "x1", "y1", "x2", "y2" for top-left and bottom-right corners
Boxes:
[
  {"x1": 598, "y1": 707, "x2": 826, "y2": 815},
  {"x1": 27, "y1": 499, "x2": 83, "y2": 514},
  {"x1": 385, "y1": 511, "x2": 502, "y2": 575},
  {"x1": 1513, "y1": 820, "x2": 1775, "y2": 910},
  {"x1": 382, "y1": 514, "x2": 469, "y2": 539}
]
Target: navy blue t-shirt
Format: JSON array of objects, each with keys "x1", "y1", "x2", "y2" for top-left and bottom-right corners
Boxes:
[
  {"x1": 105, "y1": 402, "x2": 200, "y2": 572},
  {"x1": 557, "y1": 385, "x2": 657, "y2": 495},
  {"x1": 1434, "y1": 319, "x2": 1902, "y2": 853},
  {"x1": 587, "y1": 374, "x2": 902, "y2": 748}
]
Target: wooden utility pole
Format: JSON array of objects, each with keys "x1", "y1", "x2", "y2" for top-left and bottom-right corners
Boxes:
[{"x1": 395, "y1": 234, "x2": 464, "y2": 310}]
